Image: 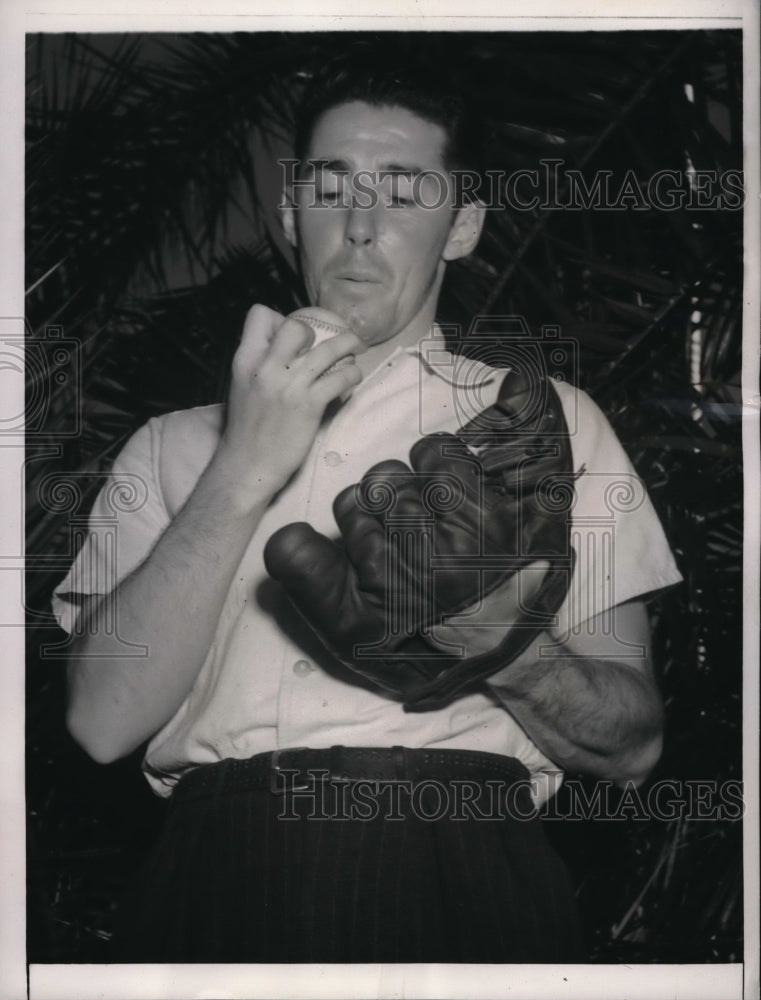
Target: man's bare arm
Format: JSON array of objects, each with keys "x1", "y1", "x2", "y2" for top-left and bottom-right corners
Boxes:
[
  {"x1": 487, "y1": 600, "x2": 662, "y2": 786},
  {"x1": 66, "y1": 305, "x2": 364, "y2": 764},
  {"x1": 438, "y1": 577, "x2": 662, "y2": 785}
]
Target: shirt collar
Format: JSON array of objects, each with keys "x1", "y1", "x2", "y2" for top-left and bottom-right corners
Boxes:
[
  {"x1": 358, "y1": 323, "x2": 498, "y2": 392},
  {"x1": 406, "y1": 323, "x2": 499, "y2": 390}
]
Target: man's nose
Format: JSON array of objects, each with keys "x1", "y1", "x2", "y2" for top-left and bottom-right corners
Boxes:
[{"x1": 343, "y1": 197, "x2": 379, "y2": 246}]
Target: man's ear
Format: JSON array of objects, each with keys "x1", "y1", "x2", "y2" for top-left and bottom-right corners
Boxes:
[
  {"x1": 281, "y1": 192, "x2": 298, "y2": 248},
  {"x1": 442, "y1": 199, "x2": 486, "y2": 262}
]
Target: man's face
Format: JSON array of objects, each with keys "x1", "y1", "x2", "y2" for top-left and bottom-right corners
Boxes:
[{"x1": 284, "y1": 101, "x2": 480, "y2": 347}]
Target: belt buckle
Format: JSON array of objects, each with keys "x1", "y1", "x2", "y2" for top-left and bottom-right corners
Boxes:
[
  {"x1": 327, "y1": 745, "x2": 409, "y2": 784},
  {"x1": 269, "y1": 747, "x2": 312, "y2": 795}
]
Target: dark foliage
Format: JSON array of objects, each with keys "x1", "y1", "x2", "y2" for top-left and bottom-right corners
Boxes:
[{"x1": 26, "y1": 30, "x2": 743, "y2": 963}]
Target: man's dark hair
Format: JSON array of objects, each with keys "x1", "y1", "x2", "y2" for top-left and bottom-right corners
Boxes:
[{"x1": 292, "y1": 50, "x2": 487, "y2": 197}]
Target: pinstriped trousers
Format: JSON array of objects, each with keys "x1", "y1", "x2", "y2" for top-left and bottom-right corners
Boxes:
[{"x1": 114, "y1": 757, "x2": 584, "y2": 963}]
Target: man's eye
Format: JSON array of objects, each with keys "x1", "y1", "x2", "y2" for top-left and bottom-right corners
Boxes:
[
  {"x1": 317, "y1": 190, "x2": 342, "y2": 205},
  {"x1": 382, "y1": 175, "x2": 416, "y2": 208},
  {"x1": 315, "y1": 176, "x2": 349, "y2": 206}
]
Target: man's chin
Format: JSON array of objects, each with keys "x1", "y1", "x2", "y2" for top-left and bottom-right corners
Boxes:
[{"x1": 315, "y1": 296, "x2": 392, "y2": 346}]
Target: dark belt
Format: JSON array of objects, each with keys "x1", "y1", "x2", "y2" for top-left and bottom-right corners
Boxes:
[{"x1": 172, "y1": 746, "x2": 531, "y2": 801}]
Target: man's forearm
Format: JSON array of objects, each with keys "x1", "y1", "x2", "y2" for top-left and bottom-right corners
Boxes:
[
  {"x1": 66, "y1": 450, "x2": 270, "y2": 763},
  {"x1": 436, "y1": 587, "x2": 663, "y2": 785},
  {"x1": 486, "y1": 634, "x2": 664, "y2": 785},
  {"x1": 65, "y1": 306, "x2": 366, "y2": 764}
]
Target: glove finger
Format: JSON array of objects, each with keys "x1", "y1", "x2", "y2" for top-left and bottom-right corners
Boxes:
[
  {"x1": 336, "y1": 479, "x2": 430, "y2": 594},
  {"x1": 334, "y1": 500, "x2": 390, "y2": 590},
  {"x1": 333, "y1": 461, "x2": 409, "y2": 522},
  {"x1": 410, "y1": 432, "x2": 475, "y2": 474},
  {"x1": 409, "y1": 433, "x2": 486, "y2": 515},
  {"x1": 410, "y1": 433, "x2": 521, "y2": 564},
  {"x1": 335, "y1": 460, "x2": 426, "y2": 525},
  {"x1": 410, "y1": 433, "x2": 481, "y2": 488},
  {"x1": 412, "y1": 429, "x2": 532, "y2": 507},
  {"x1": 413, "y1": 430, "x2": 527, "y2": 488},
  {"x1": 264, "y1": 522, "x2": 346, "y2": 590},
  {"x1": 264, "y1": 521, "x2": 388, "y2": 658},
  {"x1": 460, "y1": 369, "x2": 537, "y2": 441}
]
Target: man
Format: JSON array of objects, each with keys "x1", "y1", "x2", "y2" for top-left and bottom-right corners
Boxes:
[{"x1": 54, "y1": 62, "x2": 682, "y2": 963}]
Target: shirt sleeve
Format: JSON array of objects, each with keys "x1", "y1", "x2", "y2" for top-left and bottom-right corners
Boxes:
[
  {"x1": 554, "y1": 383, "x2": 683, "y2": 634},
  {"x1": 51, "y1": 417, "x2": 172, "y2": 634}
]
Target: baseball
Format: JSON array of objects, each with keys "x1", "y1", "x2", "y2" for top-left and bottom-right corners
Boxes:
[{"x1": 288, "y1": 306, "x2": 356, "y2": 376}]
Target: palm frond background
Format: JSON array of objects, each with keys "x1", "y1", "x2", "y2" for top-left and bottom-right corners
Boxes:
[{"x1": 25, "y1": 31, "x2": 744, "y2": 963}]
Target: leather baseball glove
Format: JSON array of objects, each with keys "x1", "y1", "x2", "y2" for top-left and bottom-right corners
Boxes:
[{"x1": 263, "y1": 368, "x2": 578, "y2": 711}]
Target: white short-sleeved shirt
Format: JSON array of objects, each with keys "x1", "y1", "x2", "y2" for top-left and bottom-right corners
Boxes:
[{"x1": 53, "y1": 333, "x2": 682, "y2": 801}]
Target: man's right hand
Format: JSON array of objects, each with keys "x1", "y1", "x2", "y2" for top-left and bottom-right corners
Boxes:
[
  {"x1": 65, "y1": 303, "x2": 363, "y2": 764},
  {"x1": 215, "y1": 305, "x2": 365, "y2": 503}
]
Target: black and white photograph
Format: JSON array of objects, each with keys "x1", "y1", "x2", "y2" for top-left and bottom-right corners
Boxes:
[{"x1": 7, "y1": 4, "x2": 759, "y2": 998}]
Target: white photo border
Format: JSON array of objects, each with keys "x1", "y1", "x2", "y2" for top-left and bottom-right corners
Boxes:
[{"x1": 3, "y1": 2, "x2": 758, "y2": 999}]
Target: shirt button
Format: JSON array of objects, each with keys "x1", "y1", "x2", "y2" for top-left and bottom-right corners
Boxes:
[
  {"x1": 324, "y1": 451, "x2": 343, "y2": 467},
  {"x1": 293, "y1": 659, "x2": 315, "y2": 677}
]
